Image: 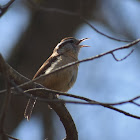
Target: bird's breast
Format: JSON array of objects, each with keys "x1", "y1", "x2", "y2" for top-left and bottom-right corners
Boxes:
[{"x1": 40, "y1": 55, "x2": 78, "y2": 92}]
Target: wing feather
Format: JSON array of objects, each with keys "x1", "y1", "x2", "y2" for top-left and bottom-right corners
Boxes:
[{"x1": 33, "y1": 53, "x2": 60, "y2": 79}]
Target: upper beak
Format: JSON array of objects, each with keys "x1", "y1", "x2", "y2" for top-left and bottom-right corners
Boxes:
[{"x1": 78, "y1": 38, "x2": 90, "y2": 47}]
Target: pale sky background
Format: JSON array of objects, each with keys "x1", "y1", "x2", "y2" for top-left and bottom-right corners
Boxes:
[{"x1": 1, "y1": 0, "x2": 140, "y2": 140}]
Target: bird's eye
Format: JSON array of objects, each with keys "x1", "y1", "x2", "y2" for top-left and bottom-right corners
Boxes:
[{"x1": 69, "y1": 40, "x2": 74, "y2": 43}]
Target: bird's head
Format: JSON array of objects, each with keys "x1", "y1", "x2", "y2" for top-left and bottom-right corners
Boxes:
[{"x1": 53, "y1": 37, "x2": 89, "y2": 59}]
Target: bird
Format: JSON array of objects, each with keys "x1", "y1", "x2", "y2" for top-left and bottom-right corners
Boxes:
[{"x1": 24, "y1": 37, "x2": 89, "y2": 120}]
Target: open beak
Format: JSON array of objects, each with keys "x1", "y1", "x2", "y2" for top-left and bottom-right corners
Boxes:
[{"x1": 78, "y1": 38, "x2": 90, "y2": 48}]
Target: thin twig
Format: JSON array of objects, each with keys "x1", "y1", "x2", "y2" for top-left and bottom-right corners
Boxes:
[
  {"x1": 25, "y1": 88, "x2": 140, "y2": 108},
  {"x1": 81, "y1": 17, "x2": 133, "y2": 42},
  {"x1": 0, "y1": 0, "x2": 15, "y2": 17},
  {"x1": 24, "y1": 88, "x2": 140, "y2": 120},
  {"x1": 5, "y1": 133, "x2": 19, "y2": 140},
  {"x1": 28, "y1": 0, "x2": 132, "y2": 43},
  {"x1": 131, "y1": 101, "x2": 140, "y2": 107},
  {"x1": 111, "y1": 49, "x2": 134, "y2": 61}
]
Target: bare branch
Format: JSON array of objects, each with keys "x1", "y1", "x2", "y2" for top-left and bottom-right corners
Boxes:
[
  {"x1": 0, "y1": 0, "x2": 15, "y2": 17},
  {"x1": 5, "y1": 133, "x2": 19, "y2": 140},
  {"x1": 111, "y1": 49, "x2": 134, "y2": 61},
  {"x1": 20, "y1": 87, "x2": 140, "y2": 110},
  {"x1": 24, "y1": 88, "x2": 140, "y2": 120},
  {"x1": 27, "y1": 0, "x2": 132, "y2": 43},
  {"x1": 81, "y1": 17, "x2": 133, "y2": 42},
  {"x1": 131, "y1": 101, "x2": 140, "y2": 107}
]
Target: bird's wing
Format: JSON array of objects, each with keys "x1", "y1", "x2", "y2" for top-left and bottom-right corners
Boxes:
[{"x1": 33, "y1": 53, "x2": 60, "y2": 79}]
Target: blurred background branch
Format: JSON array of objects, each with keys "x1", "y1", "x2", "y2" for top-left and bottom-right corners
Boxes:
[{"x1": 0, "y1": 0, "x2": 15, "y2": 17}]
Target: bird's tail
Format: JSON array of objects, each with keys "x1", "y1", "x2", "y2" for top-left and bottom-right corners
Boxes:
[{"x1": 24, "y1": 96, "x2": 37, "y2": 120}]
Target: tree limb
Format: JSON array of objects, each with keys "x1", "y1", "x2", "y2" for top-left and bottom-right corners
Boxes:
[{"x1": 0, "y1": 54, "x2": 78, "y2": 140}]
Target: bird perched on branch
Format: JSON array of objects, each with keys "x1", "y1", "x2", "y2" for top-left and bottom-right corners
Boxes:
[{"x1": 24, "y1": 37, "x2": 89, "y2": 120}]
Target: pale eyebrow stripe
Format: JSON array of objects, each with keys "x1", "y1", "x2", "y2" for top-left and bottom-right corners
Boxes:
[{"x1": 58, "y1": 39, "x2": 73, "y2": 48}]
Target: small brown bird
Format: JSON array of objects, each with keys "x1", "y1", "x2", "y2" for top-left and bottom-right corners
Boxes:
[{"x1": 24, "y1": 37, "x2": 89, "y2": 120}]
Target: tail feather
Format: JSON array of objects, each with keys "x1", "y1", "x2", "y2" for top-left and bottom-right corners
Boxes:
[{"x1": 24, "y1": 96, "x2": 36, "y2": 120}]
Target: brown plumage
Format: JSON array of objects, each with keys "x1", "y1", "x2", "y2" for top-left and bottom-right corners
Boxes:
[{"x1": 24, "y1": 37, "x2": 89, "y2": 120}]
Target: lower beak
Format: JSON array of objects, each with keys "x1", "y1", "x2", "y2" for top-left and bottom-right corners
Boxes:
[{"x1": 80, "y1": 45, "x2": 90, "y2": 48}]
